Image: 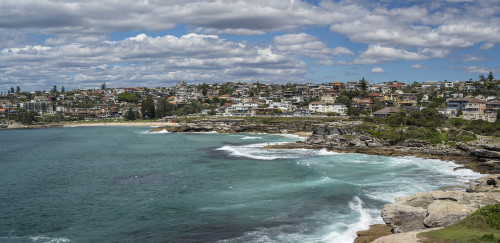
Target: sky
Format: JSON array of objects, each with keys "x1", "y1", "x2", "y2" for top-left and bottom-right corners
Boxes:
[{"x1": 1, "y1": 0, "x2": 500, "y2": 91}]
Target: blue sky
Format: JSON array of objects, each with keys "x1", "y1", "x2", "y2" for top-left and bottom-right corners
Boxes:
[{"x1": 1, "y1": 0, "x2": 499, "y2": 91}]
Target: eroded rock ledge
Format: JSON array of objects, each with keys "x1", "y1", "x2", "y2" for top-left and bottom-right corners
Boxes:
[
  {"x1": 355, "y1": 175, "x2": 500, "y2": 242},
  {"x1": 268, "y1": 122, "x2": 500, "y2": 174}
]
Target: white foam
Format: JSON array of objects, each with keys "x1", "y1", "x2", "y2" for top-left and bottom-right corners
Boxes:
[
  {"x1": 190, "y1": 131, "x2": 218, "y2": 134},
  {"x1": 317, "y1": 148, "x2": 338, "y2": 156},
  {"x1": 240, "y1": 136, "x2": 263, "y2": 140},
  {"x1": 322, "y1": 196, "x2": 382, "y2": 243},
  {"x1": 142, "y1": 129, "x2": 170, "y2": 134},
  {"x1": 216, "y1": 143, "x2": 327, "y2": 161},
  {"x1": 29, "y1": 236, "x2": 71, "y2": 243},
  {"x1": 277, "y1": 134, "x2": 306, "y2": 141},
  {"x1": 387, "y1": 156, "x2": 482, "y2": 182}
]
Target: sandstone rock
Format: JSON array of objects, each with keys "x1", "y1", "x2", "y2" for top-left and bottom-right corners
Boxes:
[
  {"x1": 380, "y1": 204, "x2": 427, "y2": 233},
  {"x1": 467, "y1": 175, "x2": 500, "y2": 192},
  {"x1": 471, "y1": 149, "x2": 500, "y2": 159},
  {"x1": 394, "y1": 192, "x2": 434, "y2": 208},
  {"x1": 354, "y1": 224, "x2": 392, "y2": 243},
  {"x1": 423, "y1": 201, "x2": 475, "y2": 227}
]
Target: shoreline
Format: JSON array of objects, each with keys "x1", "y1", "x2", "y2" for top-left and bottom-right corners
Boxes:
[
  {"x1": 0, "y1": 121, "x2": 180, "y2": 130},
  {"x1": 62, "y1": 121, "x2": 179, "y2": 127}
]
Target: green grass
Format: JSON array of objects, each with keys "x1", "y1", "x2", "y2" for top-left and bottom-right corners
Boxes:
[{"x1": 419, "y1": 203, "x2": 500, "y2": 243}]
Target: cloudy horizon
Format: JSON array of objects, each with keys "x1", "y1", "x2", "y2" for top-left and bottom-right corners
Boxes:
[{"x1": 1, "y1": 0, "x2": 499, "y2": 91}]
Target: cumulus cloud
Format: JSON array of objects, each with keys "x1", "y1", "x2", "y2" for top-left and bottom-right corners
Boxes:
[
  {"x1": 411, "y1": 64, "x2": 431, "y2": 69},
  {"x1": 1, "y1": 0, "x2": 500, "y2": 88},
  {"x1": 353, "y1": 45, "x2": 428, "y2": 64},
  {"x1": 0, "y1": 33, "x2": 308, "y2": 90},
  {"x1": 272, "y1": 33, "x2": 353, "y2": 64},
  {"x1": 371, "y1": 67, "x2": 385, "y2": 73}
]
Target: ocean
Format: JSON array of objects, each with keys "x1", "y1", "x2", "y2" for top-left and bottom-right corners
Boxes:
[{"x1": 0, "y1": 126, "x2": 481, "y2": 243}]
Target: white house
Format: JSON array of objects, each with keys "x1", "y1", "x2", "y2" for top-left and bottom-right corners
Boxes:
[
  {"x1": 308, "y1": 102, "x2": 347, "y2": 114},
  {"x1": 268, "y1": 101, "x2": 292, "y2": 111},
  {"x1": 225, "y1": 103, "x2": 259, "y2": 115}
]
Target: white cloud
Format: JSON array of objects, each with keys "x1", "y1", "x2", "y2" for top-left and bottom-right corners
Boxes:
[
  {"x1": 0, "y1": 33, "x2": 308, "y2": 90},
  {"x1": 353, "y1": 45, "x2": 428, "y2": 64},
  {"x1": 411, "y1": 64, "x2": 431, "y2": 69},
  {"x1": 458, "y1": 66, "x2": 499, "y2": 74},
  {"x1": 460, "y1": 55, "x2": 487, "y2": 62},
  {"x1": 272, "y1": 33, "x2": 353, "y2": 62},
  {"x1": 480, "y1": 43, "x2": 495, "y2": 50},
  {"x1": 371, "y1": 67, "x2": 385, "y2": 73}
]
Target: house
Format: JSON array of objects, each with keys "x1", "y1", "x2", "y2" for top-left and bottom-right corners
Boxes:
[
  {"x1": 383, "y1": 93, "x2": 399, "y2": 106},
  {"x1": 371, "y1": 107, "x2": 400, "y2": 117},
  {"x1": 368, "y1": 93, "x2": 384, "y2": 100},
  {"x1": 225, "y1": 103, "x2": 259, "y2": 116},
  {"x1": 485, "y1": 100, "x2": 500, "y2": 122},
  {"x1": 308, "y1": 102, "x2": 346, "y2": 114},
  {"x1": 446, "y1": 98, "x2": 469, "y2": 115},
  {"x1": 421, "y1": 81, "x2": 439, "y2": 88},
  {"x1": 462, "y1": 99, "x2": 488, "y2": 121},
  {"x1": 355, "y1": 98, "x2": 373, "y2": 111},
  {"x1": 399, "y1": 93, "x2": 417, "y2": 107}
]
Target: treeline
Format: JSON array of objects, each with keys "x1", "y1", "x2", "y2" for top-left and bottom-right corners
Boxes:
[{"x1": 125, "y1": 95, "x2": 217, "y2": 120}]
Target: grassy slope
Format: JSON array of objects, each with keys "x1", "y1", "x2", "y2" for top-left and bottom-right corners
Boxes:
[{"x1": 418, "y1": 202, "x2": 500, "y2": 243}]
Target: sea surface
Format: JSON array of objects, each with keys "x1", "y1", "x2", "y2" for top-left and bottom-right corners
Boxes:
[{"x1": 0, "y1": 126, "x2": 482, "y2": 243}]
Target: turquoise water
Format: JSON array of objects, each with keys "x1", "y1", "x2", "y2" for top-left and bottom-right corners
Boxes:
[{"x1": 0, "y1": 126, "x2": 481, "y2": 243}]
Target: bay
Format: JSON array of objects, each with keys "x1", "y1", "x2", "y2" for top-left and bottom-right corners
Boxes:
[{"x1": 0, "y1": 126, "x2": 481, "y2": 243}]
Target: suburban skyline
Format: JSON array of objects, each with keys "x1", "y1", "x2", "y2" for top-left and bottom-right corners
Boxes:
[{"x1": 1, "y1": 0, "x2": 499, "y2": 91}]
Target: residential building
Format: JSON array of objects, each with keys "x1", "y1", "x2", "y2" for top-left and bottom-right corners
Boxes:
[
  {"x1": 462, "y1": 99, "x2": 488, "y2": 121},
  {"x1": 308, "y1": 102, "x2": 346, "y2": 114}
]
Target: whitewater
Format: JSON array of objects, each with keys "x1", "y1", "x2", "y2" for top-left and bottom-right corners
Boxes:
[{"x1": 0, "y1": 126, "x2": 481, "y2": 243}]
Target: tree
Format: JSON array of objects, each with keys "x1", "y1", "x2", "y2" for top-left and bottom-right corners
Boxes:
[
  {"x1": 360, "y1": 77, "x2": 367, "y2": 92},
  {"x1": 10, "y1": 87, "x2": 14, "y2": 94},
  {"x1": 17, "y1": 111, "x2": 37, "y2": 125},
  {"x1": 125, "y1": 107, "x2": 137, "y2": 120},
  {"x1": 51, "y1": 85, "x2": 58, "y2": 93},
  {"x1": 488, "y1": 71, "x2": 494, "y2": 82},
  {"x1": 156, "y1": 97, "x2": 176, "y2": 118},
  {"x1": 141, "y1": 95, "x2": 155, "y2": 119},
  {"x1": 16, "y1": 86, "x2": 20, "y2": 93},
  {"x1": 61, "y1": 85, "x2": 65, "y2": 93},
  {"x1": 117, "y1": 91, "x2": 139, "y2": 103},
  {"x1": 101, "y1": 82, "x2": 106, "y2": 90}
]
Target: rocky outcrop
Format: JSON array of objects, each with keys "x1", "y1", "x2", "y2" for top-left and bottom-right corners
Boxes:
[
  {"x1": 467, "y1": 174, "x2": 500, "y2": 192},
  {"x1": 153, "y1": 118, "x2": 317, "y2": 134},
  {"x1": 457, "y1": 143, "x2": 500, "y2": 173},
  {"x1": 380, "y1": 176, "x2": 500, "y2": 233},
  {"x1": 380, "y1": 205, "x2": 427, "y2": 233}
]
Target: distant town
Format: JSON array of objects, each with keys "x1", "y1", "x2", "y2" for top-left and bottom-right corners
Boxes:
[{"x1": 1, "y1": 73, "x2": 499, "y2": 125}]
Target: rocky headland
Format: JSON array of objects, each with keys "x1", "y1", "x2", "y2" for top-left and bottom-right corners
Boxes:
[
  {"x1": 154, "y1": 119, "x2": 500, "y2": 173},
  {"x1": 266, "y1": 122, "x2": 500, "y2": 174}
]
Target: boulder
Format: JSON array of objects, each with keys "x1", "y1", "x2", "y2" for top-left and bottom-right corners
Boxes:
[
  {"x1": 423, "y1": 201, "x2": 475, "y2": 227},
  {"x1": 380, "y1": 204, "x2": 427, "y2": 233}
]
